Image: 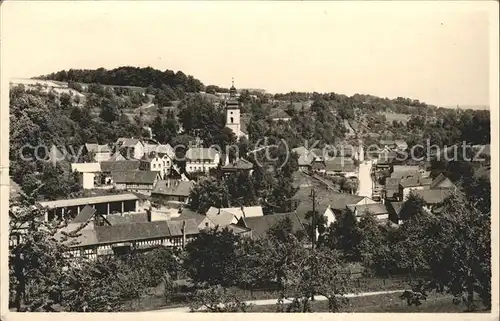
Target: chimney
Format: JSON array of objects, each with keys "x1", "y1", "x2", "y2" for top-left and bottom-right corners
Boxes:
[
  {"x1": 241, "y1": 206, "x2": 246, "y2": 219},
  {"x1": 181, "y1": 220, "x2": 186, "y2": 249}
]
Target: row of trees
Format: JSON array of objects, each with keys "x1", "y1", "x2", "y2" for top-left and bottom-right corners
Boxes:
[{"x1": 38, "y1": 66, "x2": 204, "y2": 93}]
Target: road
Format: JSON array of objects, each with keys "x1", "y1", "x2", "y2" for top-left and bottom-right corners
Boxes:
[
  {"x1": 151, "y1": 289, "x2": 404, "y2": 313},
  {"x1": 357, "y1": 160, "x2": 374, "y2": 198}
]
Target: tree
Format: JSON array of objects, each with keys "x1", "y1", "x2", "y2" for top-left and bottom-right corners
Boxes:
[
  {"x1": 225, "y1": 170, "x2": 258, "y2": 207},
  {"x1": 9, "y1": 202, "x2": 72, "y2": 311},
  {"x1": 99, "y1": 98, "x2": 120, "y2": 123},
  {"x1": 324, "y1": 209, "x2": 362, "y2": 262},
  {"x1": 187, "y1": 177, "x2": 230, "y2": 213},
  {"x1": 184, "y1": 228, "x2": 241, "y2": 287},
  {"x1": 398, "y1": 193, "x2": 427, "y2": 222},
  {"x1": 424, "y1": 190, "x2": 491, "y2": 310}
]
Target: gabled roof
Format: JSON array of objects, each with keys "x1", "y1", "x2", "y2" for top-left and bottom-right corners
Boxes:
[
  {"x1": 394, "y1": 140, "x2": 408, "y2": 148},
  {"x1": 400, "y1": 177, "x2": 432, "y2": 188},
  {"x1": 92, "y1": 219, "x2": 199, "y2": 245},
  {"x1": 144, "y1": 143, "x2": 175, "y2": 158},
  {"x1": 185, "y1": 147, "x2": 219, "y2": 161},
  {"x1": 393, "y1": 165, "x2": 420, "y2": 173},
  {"x1": 347, "y1": 203, "x2": 389, "y2": 216},
  {"x1": 152, "y1": 180, "x2": 195, "y2": 197},
  {"x1": 100, "y1": 160, "x2": 140, "y2": 173},
  {"x1": 385, "y1": 177, "x2": 401, "y2": 189},
  {"x1": 223, "y1": 158, "x2": 254, "y2": 171},
  {"x1": 71, "y1": 205, "x2": 97, "y2": 224},
  {"x1": 112, "y1": 171, "x2": 160, "y2": 185},
  {"x1": 292, "y1": 146, "x2": 308, "y2": 157},
  {"x1": 324, "y1": 158, "x2": 356, "y2": 172},
  {"x1": 71, "y1": 162, "x2": 101, "y2": 173},
  {"x1": 218, "y1": 206, "x2": 264, "y2": 219},
  {"x1": 205, "y1": 207, "x2": 238, "y2": 227},
  {"x1": 387, "y1": 201, "x2": 404, "y2": 216},
  {"x1": 172, "y1": 208, "x2": 208, "y2": 227},
  {"x1": 391, "y1": 171, "x2": 420, "y2": 179},
  {"x1": 429, "y1": 173, "x2": 455, "y2": 190},
  {"x1": 411, "y1": 189, "x2": 453, "y2": 204},
  {"x1": 49, "y1": 145, "x2": 65, "y2": 160},
  {"x1": 379, "y1": 139, "x2": 395, "y2": 146},
  {"x1": 85, "y1": 143, "x2": 111, "y2": 153},
  {"x1": 118, "y1": 138, "x2": 142, "y2": 148},
  {"x1": 292, "y1": 187, "x2": 365, "y2": 211},
  {"x1": 270, "y1": 108, "x2": 291, "y2": 119},
  {"x1": 108, "y1": 152, "x2": 127, "y2": 162},
  {"x1": 242, "y1": 212, "x2": 306, "y2": 239},
  {"x1": 106, "y1": 212, "x2": 149, "y2": 226}
]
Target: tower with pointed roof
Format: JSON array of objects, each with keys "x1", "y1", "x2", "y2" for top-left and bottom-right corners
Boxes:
[{"x1": 225, "y1": 78, "x2": 241, "y2": 137}]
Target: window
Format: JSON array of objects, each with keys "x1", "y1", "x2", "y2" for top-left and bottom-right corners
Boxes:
[{"x1": 230, "y1": 117, "x2": 234, "y2": 123}]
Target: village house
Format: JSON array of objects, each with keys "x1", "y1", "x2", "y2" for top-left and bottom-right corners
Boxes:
[
  {"x1": 292, "y1": 146, "x2": 316, "y2": 170},
  {"x1": 222, "y1": 158, "x2": 254, "y2": 174},
  {"x1": 38, "y1": 193, "x2": 141, "y2": 221},
  {"x1": 71, "y1": 162, "x2": 102, "y2": 189},
  {"x1": 84, "y1": 143, "x2": 112, "y2": 162},
  {"x1": 172, "y1": 208, "x2": 252, "y2": 236},
  {"x1": 139, "y1": 152, "x2": 173, "y2": 178},
  {"x1": 185, "y1": 147, "x2": 221, "y2": 173},
  {"x1": 99, "y1": 160, "x2": 141, "y2": 185},
  {"x1": 206, "y1": 206, "x2": 264, "y2": 221},
  {"x1": 56, "y1": 210, "x2": 200, "y2": 258},
  {"x1": 394, "y1": 140, "x2": 408, "y2": 151},
  {"x1": 112, "y1": 171, "x2": 161, "y2": 195},
  {"x1": 292, "y1": 186, "x2": 378, "y2": 220},
  {"x1": 400, "y1": 177, "x2": 433, "y2": 200},
  {"x1": 384, "y1": 177, "x2": 402, "y2": 201},
  {"x1": 347, "y1": 203, "x2": 391, "y2": 223},
  {"x1": 411, "y1": 189, "x2": 453, "y2": 213},
  {"x1": 236, "y1": 212, "x2": 307, "y2": 239},
  {"x1": 115, "y1": 138, "x2": 145, "y2": 160},
  {"x1": 323, "y1": 158, "x2": 358, "y2": 178},
  {"x1": 429, "y1": 173, "x2": 457, "y2": 190},
  {"x1": 270, "y1": 108, "x2": 292, "y2": 122},
  {"x1": 151, "y1": 180, "x2": 195, "y2": 205},
  {"x1": 310, "y1": 157, "x2": 357, "y2": 178}
]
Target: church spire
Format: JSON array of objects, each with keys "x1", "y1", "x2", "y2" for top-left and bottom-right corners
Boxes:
[{"x1": 229, "y1": 77, "x2": 237, "y2": 97}]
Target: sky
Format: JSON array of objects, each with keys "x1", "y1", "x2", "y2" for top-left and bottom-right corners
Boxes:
[{"x1": 0, "y1": 1, "x2": 494, "y2": 107}]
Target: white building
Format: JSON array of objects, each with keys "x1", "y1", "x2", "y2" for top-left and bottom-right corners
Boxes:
[
  {"x1": 185, "y1": 147, "x2": 221, "y2": 173},
  {"x1": 116, "y1": 138, "x2": 144, "y2": 160}
]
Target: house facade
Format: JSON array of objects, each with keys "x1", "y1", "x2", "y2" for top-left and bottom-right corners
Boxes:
[
  {"x1": 116, "y1": 138, "x2": 145, "y2": 160},
  {"x1": 151, "y1": 180, "x2": 195, "y2": 205},
  {"x1": 185, "y1": 147, "x2": 221, "y2": 173},
  {"x1": 84, "y1": 143, "x2": 112, "y2": 162},
  {"x1": 140, "y1": 153, "x2": 172, "y2": 178},
  {"x1": 112, "y1": 171, "x2": 161, "y2": 195}
]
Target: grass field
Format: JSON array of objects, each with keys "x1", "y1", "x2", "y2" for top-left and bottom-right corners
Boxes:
[{"x1": 247, "y1": 292, "x2": 490, "y2": 313}]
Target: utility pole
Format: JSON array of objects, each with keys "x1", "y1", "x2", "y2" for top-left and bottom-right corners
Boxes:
[
  {"x1": 310, "y1": 188, "x2": 316, "y2": 250},
  {"x1": 310, "y1": 188, "x2": 316, "y2": 302}
]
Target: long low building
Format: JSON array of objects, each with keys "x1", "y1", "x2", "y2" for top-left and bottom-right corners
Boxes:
[{"x1": 38, "y1": 193, "x2": 140, "y2": 221}]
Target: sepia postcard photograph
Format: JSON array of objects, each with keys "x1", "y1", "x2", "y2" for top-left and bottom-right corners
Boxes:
[{"x1": 0, "y1": 0, "x2": 498, "y2": 319}]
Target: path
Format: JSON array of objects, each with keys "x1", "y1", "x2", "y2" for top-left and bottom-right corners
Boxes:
[
  {"x1": 357, "y1": 160, "x2": 373, "y2": 197},
  {"x1": 152, "y1": 289, "x2": 404, "y2": 313}
]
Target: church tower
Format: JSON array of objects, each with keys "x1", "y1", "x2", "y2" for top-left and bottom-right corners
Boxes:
[{"x1": 225, "y1": 78, "x2": 240, "y2": 137}]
